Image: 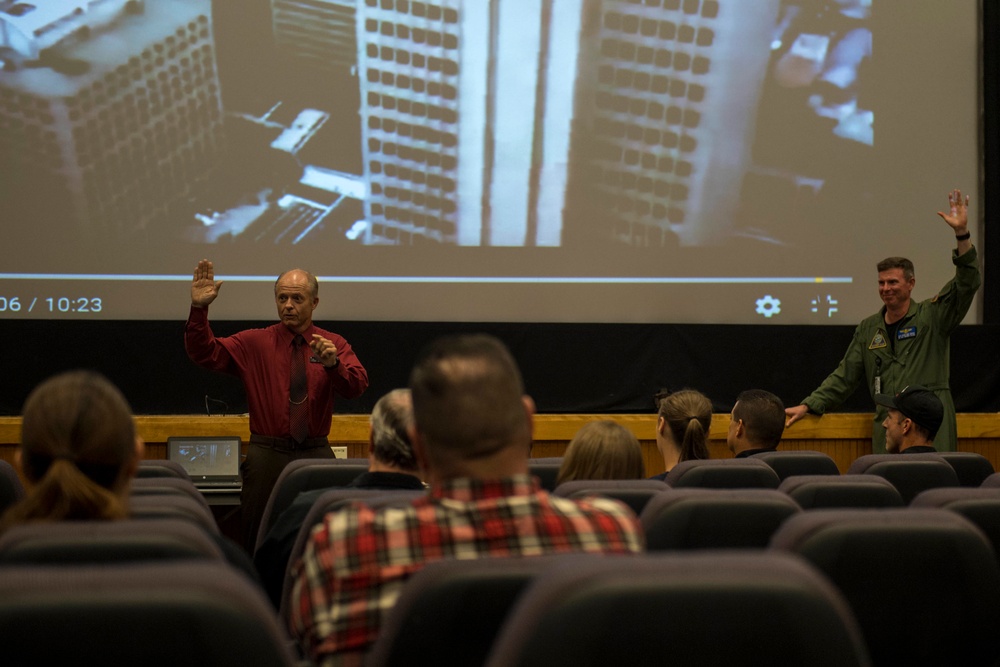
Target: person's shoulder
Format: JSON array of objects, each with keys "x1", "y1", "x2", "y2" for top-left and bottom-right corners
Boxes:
[
  {"x1": 226, "y1": 322, "x2": 283, "y2": 342},
  {"x1": 327, "y1": 497, "x2": 421, "y2": 533},
  {"x1": 858, "y1": 310, "x2": 884, "y2": 328},
  {"x1": 548, "y1": 492, "x2": 638, "y2": 521}
]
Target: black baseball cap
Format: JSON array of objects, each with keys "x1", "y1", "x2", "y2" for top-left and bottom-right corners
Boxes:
[{"x1": 874, "y1": 385, "x2": 944, "y2": 437}]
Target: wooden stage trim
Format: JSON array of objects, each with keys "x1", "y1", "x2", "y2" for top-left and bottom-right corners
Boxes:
[{"x1": 3, "y1": 413, "x2": 1000, "y2": 475}]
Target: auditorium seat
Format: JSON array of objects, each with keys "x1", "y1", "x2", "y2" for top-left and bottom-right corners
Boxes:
[
  {"x1": 367, "y1": 554, "x2": 575, "y2": 667},
  {"x1": 665, "y1": 458, "x2": 781, "y2": 489},
  {"x1": 0, "y1": 561, "x2": 295, "y2": 666},
  {"x1": 640, "y1": 488, "x2": 800, "y2": 551},
  {"x1": 933, "y1": 452, "x2": 995, "y2": 487},
  {"x1": 0, "y1": 459, "x2": 25, "y2": 513},
  {"x1": 553, "y1": 479, "x2": 668, "y2": 515},
  {"x1": 254, "y1": 458, "x2": 371, "y2": 552},
  {"x1": 136, "y1": 459, "x2": 191, "y2": 481},
  {"x1": 750, "y1": 450, "x2": 841, "y2": 479},
  {"x1": 846, "y1": 454, "x2": 958, "y2": 504},
  {"x1": 528, "y1": 458, "x2": 563, "y2": 492},
  {"x1": 131, "y1": 476, "x2": 212, "y2": 512},
  {"x1": 483, "y1": 552, "x2": 870, "y2": 667},
  {"x1": 778, "y1": 475, "x2": 904, "y2": 509},
  {"x1": 981, "y1": 472, "x2": 1000, "y2": 488},
  {"x1": 0, "y1": 518, "x2": 225, "y2": 565},
  {"x1": 129, "y1": 492, "x2": 220, "y2": 535},
  {"x1": 911, "y1": 487, "x2": 1000, "y2": 566},
  {"x1": 277, "y1": 488, "x2": 424, "y2": 619},
  {"x1": 771, "y1": 508, "x2": 1000, "y2": 667}
]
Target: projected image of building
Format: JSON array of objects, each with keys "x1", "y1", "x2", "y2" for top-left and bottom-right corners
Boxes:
[
  {"x1": 0, "y1": 0, "x2": 223, "y2": 247},
  {"x1": 355, "y1": 0, "x2": 777, "y2": 248},
  {"x1": 357, "y1": 0, "x2": 586, "y2": 246},
  {"x1": 564, "y1": 0, "x2": 779, "y2": 248}
]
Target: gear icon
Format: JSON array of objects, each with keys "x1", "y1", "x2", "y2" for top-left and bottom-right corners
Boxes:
[{"x1": 755, "y1": 295, "x2": 781, "y2": 318}]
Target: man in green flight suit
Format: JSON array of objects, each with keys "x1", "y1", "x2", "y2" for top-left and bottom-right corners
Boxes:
[{"x1": 785, "y1": 188, "x2": 981, "y2": 453}]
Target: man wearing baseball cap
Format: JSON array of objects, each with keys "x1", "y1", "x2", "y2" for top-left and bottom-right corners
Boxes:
[{"x1": 874, "y1": 385, "x2": 944, "y2": 454}]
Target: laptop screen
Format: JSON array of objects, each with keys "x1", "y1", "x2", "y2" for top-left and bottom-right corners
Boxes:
[{"x1": 166, "y1": 436, "x2": 242, "y2": 487}]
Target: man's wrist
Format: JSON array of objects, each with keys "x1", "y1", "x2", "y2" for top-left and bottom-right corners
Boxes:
[{"x1": 955, "y1": 230, "x2": 971, "y2": 241}]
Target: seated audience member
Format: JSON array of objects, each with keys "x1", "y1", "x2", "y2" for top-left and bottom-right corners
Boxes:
[
  {"x1": 344, "y1": 388, "x2": 426, "y2": 491},
  {"x1": 651, "y1": 389, "x2": 712, "y2": 480},
  {"x1": 556, "y1": 420, "x2": 645, "y2": 485},
  {"x1": 254, "y1": 389, "x2": 426, "y2": 606},
  {"x1": 1, "y1": 370, "x2": 261, "y2": 583},
  {"x1": 874, "y1": 385, "x2": 943, "y2": 454},
  {"x1": 728, "y1": 389, "x2": 786, "y2": 458},
  {"x1": 289, "y1": 334, "x2": 643, "y2": 663},
  {"x1": 0, "y1": 370, "x2": 143, "y2": 532}
]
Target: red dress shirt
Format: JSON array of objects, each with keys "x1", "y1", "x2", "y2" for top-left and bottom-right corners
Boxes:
[{"x1": 184, "y1": 305, "x2": 369, "y2": 438}]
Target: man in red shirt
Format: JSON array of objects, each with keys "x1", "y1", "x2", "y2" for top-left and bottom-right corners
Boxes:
[{"x1": 185, "y1": 259, "x2": 369, "y2": 551}]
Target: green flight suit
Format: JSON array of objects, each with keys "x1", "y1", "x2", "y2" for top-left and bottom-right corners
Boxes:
[{"x1": 801, "y1": 246, "x2": 981, "y2": 453}]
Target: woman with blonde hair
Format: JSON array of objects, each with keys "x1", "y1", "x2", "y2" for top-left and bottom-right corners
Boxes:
[
  {"x1": 651, "y1": 389, "x2": 712, "y2": 480},
  {"x1": 0, "y1": 370, "x2": 143, "y2": 531},
  {"x1": 556, "y1": 420, "x2": 645, "y2": 486}
]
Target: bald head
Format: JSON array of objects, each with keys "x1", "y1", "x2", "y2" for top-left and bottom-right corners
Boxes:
[
  {"x1": 275, "y1": 269, "x2": 318, "y2": 298},
  {"x1": 274, "y1": 269, "x2": 319, "y2": 333},
  {"x1": 370, "y1": 389, "x2": 418, "y2": 471}
]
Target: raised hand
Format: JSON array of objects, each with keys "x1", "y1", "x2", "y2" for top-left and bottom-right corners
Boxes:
[
  {"x1": 310, "y1": 334, "x2": 339, "y2": 368},
  {"x1": 936, "y1": 188, "x2": 969, "y2": 233},
  {"x1": 191, "y1": 259, "x2": 223, "y2": 307}
]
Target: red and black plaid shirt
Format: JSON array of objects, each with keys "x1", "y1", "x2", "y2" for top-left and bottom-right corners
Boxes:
[{"x1": 289, "y1": 475, "x2": 643, "y2": 663}]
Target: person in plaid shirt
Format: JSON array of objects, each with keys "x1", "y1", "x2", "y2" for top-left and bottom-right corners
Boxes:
[{"x1": 288, "y1": 334, "x2": 644, "y2": 664}]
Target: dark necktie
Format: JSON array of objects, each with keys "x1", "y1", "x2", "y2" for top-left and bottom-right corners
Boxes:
[{"x1": 289, "y1": 335, "x2": 309, "y2": 443}]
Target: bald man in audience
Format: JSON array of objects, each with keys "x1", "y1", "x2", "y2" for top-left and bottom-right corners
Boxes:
[
  {"x1": 253, "y1": 389, "x2": 425, "y2": 607},
  {"x1": 289, "y1": 334, "x2": 643, "y2": 663},
  {"x1": 728, "y1": 389, "x2": 786, "y2": 458}
]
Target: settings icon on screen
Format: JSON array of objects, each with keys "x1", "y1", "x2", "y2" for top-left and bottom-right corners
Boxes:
[{"x1": 755, "y1": 295, "x2": 781, "y2": 318}]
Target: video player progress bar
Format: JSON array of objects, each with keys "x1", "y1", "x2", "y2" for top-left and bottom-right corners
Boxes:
[{"x1": 0, "y1": 274, "x2": 853, "y2": 285}]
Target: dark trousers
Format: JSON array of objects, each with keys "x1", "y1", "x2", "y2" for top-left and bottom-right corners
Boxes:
[{"x1": 241, "y1": 437, "x2": 333, "y2": 554}]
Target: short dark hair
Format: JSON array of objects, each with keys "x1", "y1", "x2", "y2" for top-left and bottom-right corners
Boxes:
[
  {"x1": 409, "y1": 334, "x2": 529, "y2": 460},
  {"x1": 877, "y1": 257, "x2": 914, "y2": 281},
  {"x1": 733, "y1": 389, "x2": 785, "y2": 449},
  {"x1": 908, "y1": 416, "x2": 935, "y2": 443}
]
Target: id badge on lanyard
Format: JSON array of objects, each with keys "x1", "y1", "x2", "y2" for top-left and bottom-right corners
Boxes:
[{"x1": 874, "y1": 357, "x2": 882, "y2": 395}]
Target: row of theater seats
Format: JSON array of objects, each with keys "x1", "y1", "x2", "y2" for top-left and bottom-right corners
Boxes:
[
  {"x1": 3, "y1": 452, "x2": 1000, "y2": 666},
  {"x1": 252, "y1": 453, "x2": 1000, "y2": 666},
  {"x1": 360, "y1": 504, "x2": 1000, "y2": 667},
  {"x1": 0, "y1": 460, "x2": 298, "y2": 665},
  {"x1": 246, "y1": 451, "x2": 1000, "y2": 666}
]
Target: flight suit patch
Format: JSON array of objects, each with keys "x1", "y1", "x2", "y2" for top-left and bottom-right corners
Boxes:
[
  {"x1": 869, "y1": 330, "x2": 888, "y2": 350},
  {"x1": 897, "y1": 326, "x2": 916, "y2": 340}
]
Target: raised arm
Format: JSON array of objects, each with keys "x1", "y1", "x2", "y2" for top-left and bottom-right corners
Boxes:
[
  {"x1": 191, "y1": 259, "x2": 223, "y2": 308},
  {"x1": 185, "y1": 259, "x2": 234, "y2": 372},
  {"x1": 937, "y1": 188, "x2": 973, "y2": 256}
]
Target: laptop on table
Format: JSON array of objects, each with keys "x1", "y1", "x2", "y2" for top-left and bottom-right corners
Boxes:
[{"x1": 166, "y1": 436, "x2": 243, "y2": 493}]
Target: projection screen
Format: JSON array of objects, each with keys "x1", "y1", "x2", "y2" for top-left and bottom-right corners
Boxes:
[{"x1": 0, "y1": 0, "x2": 982, "y2": 324}]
